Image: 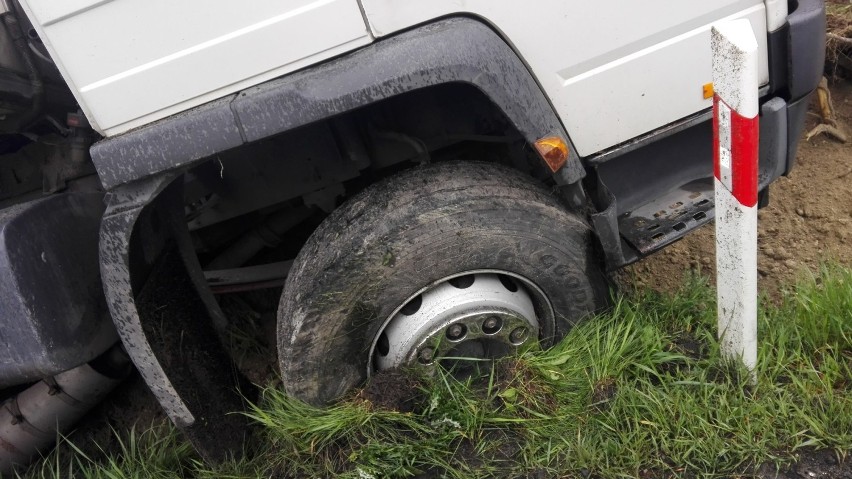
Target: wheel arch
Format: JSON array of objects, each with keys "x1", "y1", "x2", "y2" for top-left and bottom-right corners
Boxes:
[
  {"x1": 90, "y1": 17, "x2": 585, "y2": 191},
  {"x1": 94, "y1": 16, "x2": 597, "y2": 460}
]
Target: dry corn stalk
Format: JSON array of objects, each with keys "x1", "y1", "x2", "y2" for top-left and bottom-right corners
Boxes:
[{"x1": 806, "y1": 77, "x2": 848, "y2": 143}]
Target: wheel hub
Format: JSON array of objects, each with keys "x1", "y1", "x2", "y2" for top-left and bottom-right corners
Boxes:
[{"x1": 372, "y1": 272, "x2": 548, "y2": 372}]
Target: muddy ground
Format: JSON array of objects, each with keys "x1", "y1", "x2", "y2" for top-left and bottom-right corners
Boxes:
[
  {"x1": 623, "y1": 79, "x2": 852, "y2": 301},
  {"x1": 62, "y1": 80, "x2": 852, "y2": 478}
]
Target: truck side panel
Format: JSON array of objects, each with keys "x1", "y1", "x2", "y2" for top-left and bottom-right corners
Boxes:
[
  {"x1": 359, "y1": 0, "x2": 769, "y2": 156},
  {"x1": 18, "y1": 0, "x2": 372, "y2": 134}
]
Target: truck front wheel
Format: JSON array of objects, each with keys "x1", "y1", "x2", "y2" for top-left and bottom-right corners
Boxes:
[{"x1": 277, "y1": 161, "x2": 608, "y2": 405}]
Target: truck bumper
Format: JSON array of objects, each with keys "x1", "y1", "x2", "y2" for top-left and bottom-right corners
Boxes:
[
  {"x1": 0, "y1": 193, "x2": 116, "y2": 387},
  {"x1": 760, "y1": 0, "x2": 826, "y2": 189}
]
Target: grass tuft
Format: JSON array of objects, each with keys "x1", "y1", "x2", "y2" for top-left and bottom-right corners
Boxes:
[
  {"x1": 19, "y1": 264, "x2": 852, "y2": 478},
  {"x1": 20, "y1": 425, "x2": 194, "y2": 479}
]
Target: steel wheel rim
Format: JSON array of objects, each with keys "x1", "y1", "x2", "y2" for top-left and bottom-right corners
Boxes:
[{"x1": 369, "y1": 270, "x2": 555, "y2": 376}]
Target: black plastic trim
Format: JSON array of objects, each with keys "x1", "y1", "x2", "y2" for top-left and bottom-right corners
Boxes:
[
  {"x1": 766, "y1": 23, "x2": 790, "y2": 96},
  {"x1": 787, "y1": 0, "x2": 826, "y2": 100},
  {"x1": 784, "y1": 92, "x2": 812, "y2": 175},
  {"x1": 0, "y1": 192, "x2": 115, "y2": 387},
  {"x1": 99, "y1": 176, "x2": 254, "y2": 462},
  {"x1": 758, "y1": 97, "x2": 788, "y2": 190},
  {"x1": 90, "y1": 18, "x2": 583, "y2": 190},
  {"x1": 587, "y1": 109, "x2": 712, "y2": 166},
  {"x1": 591, "y1": 94, "x2": 794, "y2": 270}
]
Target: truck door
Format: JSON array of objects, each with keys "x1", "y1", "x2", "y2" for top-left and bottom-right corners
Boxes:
[{"x1": 18, "y1": 0, "x2": 372, "y2": 136}]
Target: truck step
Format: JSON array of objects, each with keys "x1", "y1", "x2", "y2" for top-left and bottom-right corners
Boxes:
[{"x1": 618, "y1": 179, "x2": 715, "y2": 255}]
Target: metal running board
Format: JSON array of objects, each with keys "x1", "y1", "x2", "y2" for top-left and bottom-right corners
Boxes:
[{"x1": 618, "y1": 179, "x2": 715, "y2": 255}]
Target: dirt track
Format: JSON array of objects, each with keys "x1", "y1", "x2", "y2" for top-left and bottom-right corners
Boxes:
[{"x1": 624, "y1": 79, "x2": 852, "y2": 300}]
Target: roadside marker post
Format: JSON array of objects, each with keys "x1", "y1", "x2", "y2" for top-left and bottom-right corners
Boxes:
[{"x1": 711, "y1": 20, "x2": 759, "y2": 376}]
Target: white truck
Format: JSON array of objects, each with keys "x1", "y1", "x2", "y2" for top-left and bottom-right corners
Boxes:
[{"x1": 0, "y1": 0, "x2": 825, "y2": 470}]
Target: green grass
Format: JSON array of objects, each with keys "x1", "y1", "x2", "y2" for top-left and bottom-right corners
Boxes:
[
  {"x1": 20, "y1": 425, "x2": 194, "y2": 479},
  {"x1": 21, "y1": 264, "x2": 852, "y2": 478}
]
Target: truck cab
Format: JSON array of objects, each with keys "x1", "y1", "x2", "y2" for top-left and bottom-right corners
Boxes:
[{"x1": 0, "y1": 0, "x2": 825, "y2": 470}]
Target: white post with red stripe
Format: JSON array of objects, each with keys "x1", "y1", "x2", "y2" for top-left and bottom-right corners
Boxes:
[{"x1": 711, "y1": 20, "x2": 759, "y2": 375}]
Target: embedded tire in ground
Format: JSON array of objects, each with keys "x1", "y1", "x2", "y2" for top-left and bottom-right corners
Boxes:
[{"x1": 277, "y1": 162, "x2": 609, "y2": 405}]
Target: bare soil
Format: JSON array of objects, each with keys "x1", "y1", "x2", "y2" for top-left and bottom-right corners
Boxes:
[
  {"x1": 622, "y1": 79, "x2": 852, "y2": 301},
  {"x1": 358, "y1": 368, "x2": 425, "y2": 413},
  {"x1": 757, "y1": 449, "x2": 852, "y2": 479}
]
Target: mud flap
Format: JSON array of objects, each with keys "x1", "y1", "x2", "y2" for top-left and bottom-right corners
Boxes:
[
  {"x1": 99, "y1": 176, "x2": 254, "y2": 463},
  {"x1": 589, "y1": 173, "x2": 634, "y2": 271}
]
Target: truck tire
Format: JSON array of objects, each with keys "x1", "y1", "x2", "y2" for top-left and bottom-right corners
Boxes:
[{"x1": 277, "y1": 161, "x2": 608, "y2": 405}]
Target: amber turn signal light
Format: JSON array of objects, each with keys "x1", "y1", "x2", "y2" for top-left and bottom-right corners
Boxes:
[{"x1": 534, "y1": 136, "x2": 569, "y2": 173}]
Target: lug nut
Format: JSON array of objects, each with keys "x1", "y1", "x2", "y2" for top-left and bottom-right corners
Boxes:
[
  {"x1": 446, "y1": 323, "x2": 467, "y2": 341},
  {"x1": 418, "y1": 347, "x2": 435, "y2": 364},
  {"x1": 509, "y1": 327, "x2": 528, "y2": 344},
  {"x1": 482, "y1": 316, "x2": 502, "y2": 334}
]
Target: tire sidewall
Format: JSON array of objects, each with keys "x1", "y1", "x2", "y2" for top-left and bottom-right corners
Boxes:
[{"x1": 278, "y1": 163, "x2": 607, "y2": 404}]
